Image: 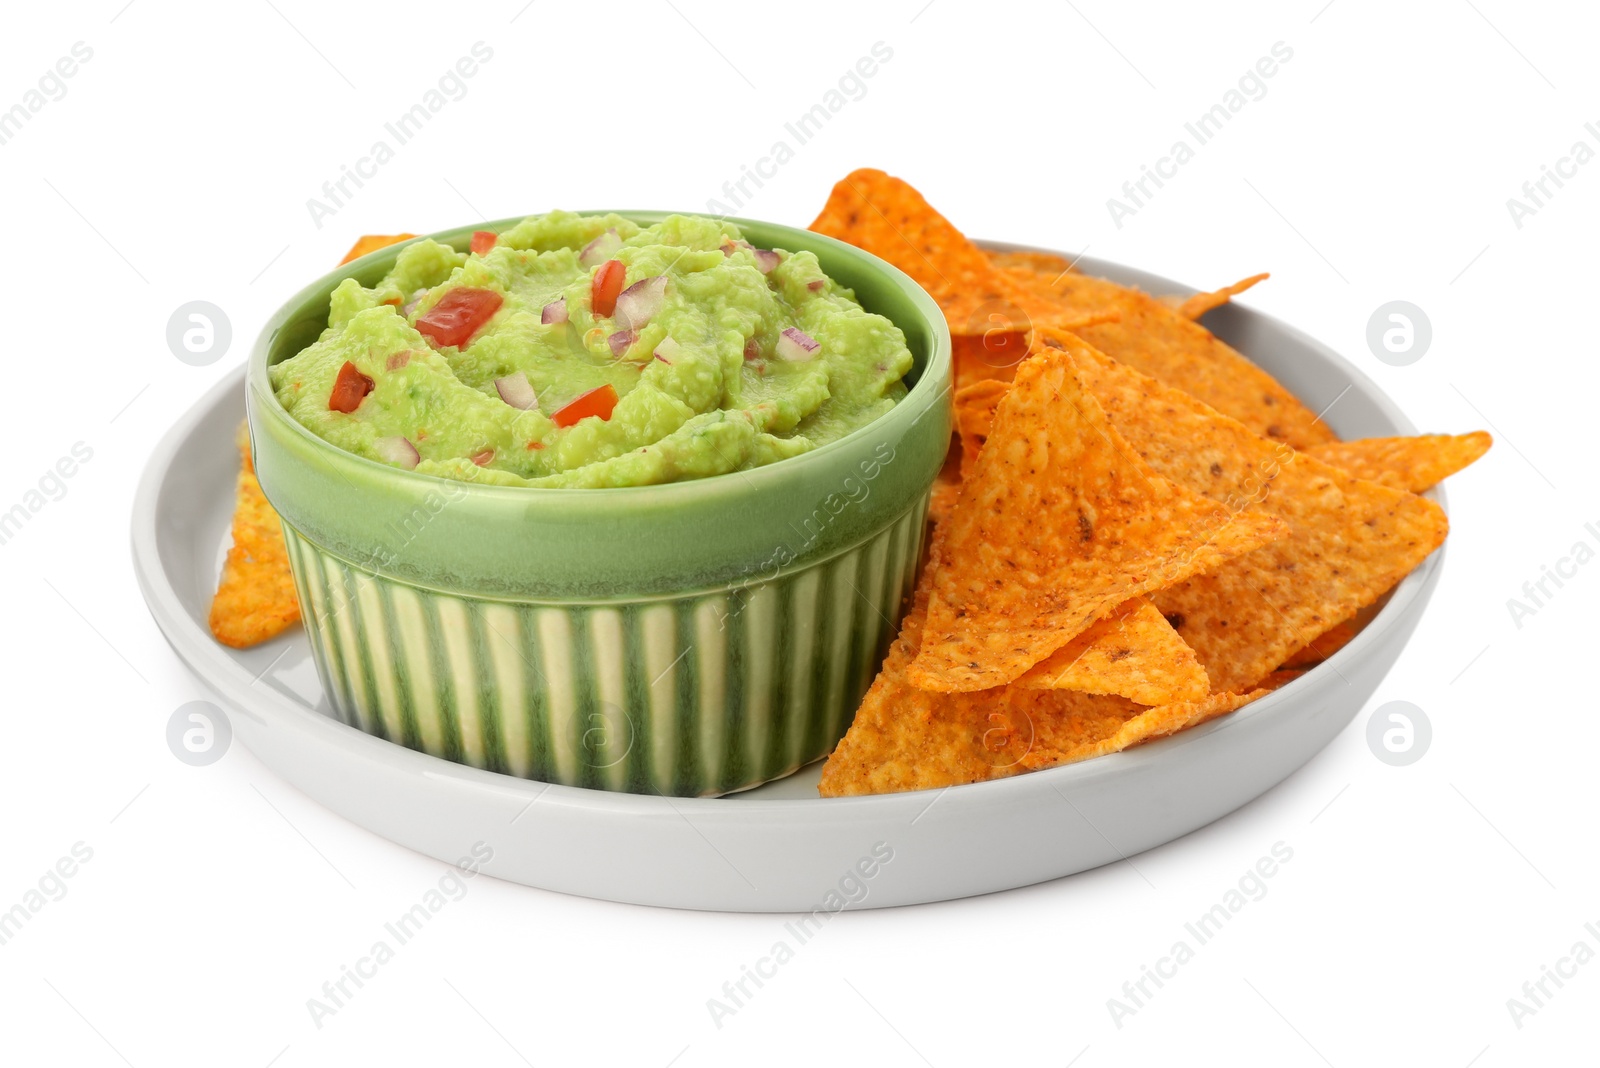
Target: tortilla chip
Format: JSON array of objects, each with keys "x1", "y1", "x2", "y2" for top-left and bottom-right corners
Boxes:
[
  {"x1": 1306, "y1": 432, "x2": 1491, "y2": 493},
  {"x1": 208, "y1": 422, "x2": 302, "y2": 649},
  {"x1": 339, "y1": 233, "x2": 417, "y2": 265},
  {"x1": 986, "y1": 249, "x2": 1075, "y2": 276},
  {"x1": 1045, "y1": 329, "x2": 1450, "y2": 692},
  {"x1": 906, "y1": 339, "x2": 1287, "y2": 693},
  {"x1": 1166, "y1": 273, "x2": 1270, "y2": 320},
  {"x1": 809, "y1": 169, "x2": 1090, "y2": 338},
  {"x1": 985, "y1": 265, "x2": 1334, "y2": 448},
  {"x1": 1014, "y1": 596, "x2": 1209, "y2": 704},
  {"x1": 949, "y1": 314, "x2": 1119, "y2": 393},
  {"x1": 928, "y1": 477, "x2": 960, "y2": 528},
  {"x1": 1278, "y1": 617, "x2": 1360, "y2": 670},
  {"x1": 818, "y1": 563, "x2": 1270, "y2": 796},
  {"x1": 1015, "y1": 688, "x2": 1264, "y2": 773},
  {"x1": 953, "y1": 378, "x2": 1011, "y2": 479}
]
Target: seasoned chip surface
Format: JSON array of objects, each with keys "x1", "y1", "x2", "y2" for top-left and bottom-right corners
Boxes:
[
  {"x1": 908, "y1": 339, "x2": 1286, "y2": 692},
  {"x1": 1049, "y1": 329, "x2": 1449, "y2": 692},
  {"x1": 1307, "y1": 432, "x2": 1491, "y2": 493},
  {"x1": 1015, "y1": 596, "x2": 1210, "y2": 705},
  {"x1": 208, "y1": 422, "x2": 302, "y2": 649}
]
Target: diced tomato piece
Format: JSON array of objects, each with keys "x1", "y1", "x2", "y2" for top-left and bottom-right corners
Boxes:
[
  {"x1": 328, "y1": 361, "x2": 374, "y2": 413},
  {"x1": 415, "y1": 287, "x2": 504, "y2": 348},
  {"x1": 591, "y1": 259, "x2": 625, "y2": 318},
  {"x1": 552, "y1": 384, "x2": 619, "y2": 428},
  {"x1": 471, "y1": 230, "x2": 497, "y2": 255}
]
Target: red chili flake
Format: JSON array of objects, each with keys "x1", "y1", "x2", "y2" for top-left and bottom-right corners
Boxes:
[
  {"x1": 328, "y1": 361, "x2": 374, "y2": 413},
  {"x1": 415, "y1": 287, "x2": 504, "y2": 348}
]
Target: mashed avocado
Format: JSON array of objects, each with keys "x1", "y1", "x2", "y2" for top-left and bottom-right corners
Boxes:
[{"x1": 270, "y1": 211, "x2": 914, "y2": 488}]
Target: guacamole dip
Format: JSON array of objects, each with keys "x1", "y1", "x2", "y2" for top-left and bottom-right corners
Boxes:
[{"x1": 270, "y1": 212, "x2": 914, "y2": 488}]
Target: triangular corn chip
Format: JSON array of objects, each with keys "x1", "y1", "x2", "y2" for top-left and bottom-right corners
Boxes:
[
  {"x1": 1047, "y1": 329, "x2": 1450, "y2": 692},
  {"x1": 809, "y1": 168, "x2": 1093, "y2": 337},
  {"x1": 1306, "y1": 432, "x2": 1491, "y2": 493},
  {"x1": 209, "y1": 421, "x2": 302, "y2": 649},
  {"x1": 339, "y1": 233, "x2": 416, "y2": 265},
  {"x1": 985, "y1": 259, "x2": 1332, "y2": 448},
  {"x1": 1014, "y1": 596, "x2": 1209, "y2": 704},
  {"x1": 820, "y1": 561, "x2": 1270, "y2": 796},
  {"x1": 1278, "y1": 617, "x2": 1360, "y2": 670},
  {"x1": 1166, "y1": 272, "x2": 1270, "y2": 320},
  {"x1": 906, "y1": 339, "x2": 1287, "y2": 693}
]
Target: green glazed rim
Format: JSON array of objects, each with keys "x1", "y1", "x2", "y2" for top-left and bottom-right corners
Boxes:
[{"x1": 247, "y1": 212, "x2": 953, "y2": 601}]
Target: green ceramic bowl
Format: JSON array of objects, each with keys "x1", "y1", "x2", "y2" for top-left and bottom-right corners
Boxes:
[{"x1": 247, "y1": 212, "x2": 952, "y2": 797}]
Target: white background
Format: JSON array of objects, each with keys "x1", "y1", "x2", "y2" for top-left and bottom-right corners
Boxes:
[{"x1": 1, "y1": 0, "x2": 1595, "y2": 1064}]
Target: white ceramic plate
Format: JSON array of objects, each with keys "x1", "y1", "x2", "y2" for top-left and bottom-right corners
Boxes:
[{"x1": 131, "y1": 250, "x2": 1444, "y2": 912}]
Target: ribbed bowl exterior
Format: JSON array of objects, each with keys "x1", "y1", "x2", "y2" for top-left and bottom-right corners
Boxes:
[{"x1": 282, "y1": 501, "x2": 926, "y2": 796}]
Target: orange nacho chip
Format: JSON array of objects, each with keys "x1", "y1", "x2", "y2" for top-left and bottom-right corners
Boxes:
[
  {"x1": 1017, "y1": 597, "x2": 1203, "y2": 703},
  {"x1": 818, "y1": 561, "x2": 1273, "y2": 797},
  {"x1": 808, "y1": 169, "x2": 1091, "y2": 339},
  {"x1": 952, "y1": 380, "x2": 1210, "y2": 704},
  {"x1": 208, "y1": 421, "x2": 302, "y2": 649},
  {"x1": 339, "y1": 233, "x2": 417, "y2": 265},
  {"x1": 1013, "y1": 689, "x2": 1263, "y2": 773},
  {"x1": 1306, "y1": 432, "x2": 1492, "y2": 493},
  {"x1": 985, "y1": 249, "x2": 1075, "y2": 276},
  {"x1": 1166, "y1": 272, "x2": 1270, "y2": 320},
  {"x1": 952, "y1": 378, "x2": 1011, "y2": 479},
  {"x1": 1278, "y1": 617, "x2": 1360, "y2": 670},
  {"x1": 985, "y1": 260, "x2": 1333, "y2": 448},
  {"x1": 907, "y1": 338, "x2": 1287, "y2": 693},
  {"x1": 1046, "y1": 329, "x2": 1450, "y2": 692},
  {"x1": 1014, "y1": 596, "x2": 1209, "y2": 705}
]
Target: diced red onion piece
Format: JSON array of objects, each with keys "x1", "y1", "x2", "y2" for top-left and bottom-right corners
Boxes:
[
  {"x1": 775, "y1": 327, "x2": 820, "y2": 362},
  {"x1": 579, "y1": 228, "x2": 622, "y2": 267},
  {"x1": 806, "y1": 279, "x2": 825, "y2": 292},
  {"x1": 401, "y1": 289, "x2": 427, "y2": 317},
  {"x1": 614, "y1": 275, "x2": 667, "y2": 330},
  {"x1": 743, "y1": 337, "x2": 760, "y2": 361},
  {"x1": 540, "y1": 298, "x2": 568, "y2": 325},
  {"x1": 608, "y1": 329, "x2": 638, "y2": 356},
  {"x1": 750, "y1": 248, "x2": 780, "y2": 274},
  {"x1": 494, "y1": 371, "x2": 538, "y2": 410},
  {"x1": 654, "y1": 337, "x2": 682, "y2": 365},
  {"x1": 374, "y1": 436, "x2": 419, "y2": 470}
]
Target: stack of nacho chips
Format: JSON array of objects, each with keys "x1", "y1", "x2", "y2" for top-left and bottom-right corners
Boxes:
[{"x1": 811, "y1": 169, "x2": 1489, "y2": 797}]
